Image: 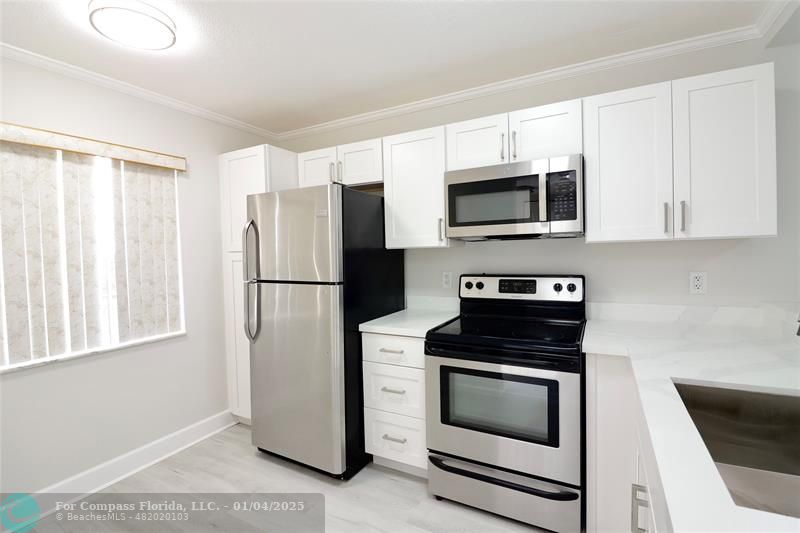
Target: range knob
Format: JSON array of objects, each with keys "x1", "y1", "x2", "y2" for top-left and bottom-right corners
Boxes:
[
  {"x1": 475, "y1": 281, "x2": 485, "y2": 290},
  {"x1": 567, "y1": 283, "x2": 577, "y2": 293},
  {"x1": 464, "y1": 281, "x2": 473, "y2": 289},
  {"x1": 553, "y1": 283, "x2": 563, "y2": 293}
]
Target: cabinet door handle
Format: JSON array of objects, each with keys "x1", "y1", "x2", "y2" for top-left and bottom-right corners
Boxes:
[
  {"x1": 380, "y1": 386, "x2": 407, "y2": 395},
  {"x1": 438, "y1": 217, "x2": 444, "y2": 241},
  {"x1": 631, "y1": 483, "x2": 649, "y2": 533},
  {"x1": 379, "y1": 348, "x2": 404, "y2": 354},
  {"x1": 500, "y1": 132, "x2": 506, "y2": 161},
  {"x1": 382, "y1": 434, "x2": 407, "y2": 444},
  {"x1": 337, "y1": 161, "x2": 343, "y2": 182},
  {"x1": 680, "y1": 200, "x2": 687, "y2": 232},
  {"x1": 329, "y1": 162, "x2": 335, "y2": 182},
  {"x1": 663, "y1": 202, "x2": 670, "y2": 233},
  {"x1": 512, "y1": 130, "x2": 517, "y2": 160}
]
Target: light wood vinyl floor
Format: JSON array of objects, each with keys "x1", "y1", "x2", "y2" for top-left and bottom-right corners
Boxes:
[{"x1": 96, "y1": 424, "x2": 532, "y2": 532}]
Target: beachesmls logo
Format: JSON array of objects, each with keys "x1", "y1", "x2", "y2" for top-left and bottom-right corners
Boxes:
[{"x1": 0, "y1": 493, "x2": 40, "y2": 533}]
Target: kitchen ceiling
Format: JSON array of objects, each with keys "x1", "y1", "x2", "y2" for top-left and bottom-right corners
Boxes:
[{"x1": 0, "y1": 1, "x2": 778, "y2": 135}]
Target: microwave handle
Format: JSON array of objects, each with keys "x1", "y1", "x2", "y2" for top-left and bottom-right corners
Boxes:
[
  {"x1": 539, "y1": 172, "x2": 548, "y2": 222},
  {"x1": 428, "y1": 456, "x2": 579, "y2": 501}
]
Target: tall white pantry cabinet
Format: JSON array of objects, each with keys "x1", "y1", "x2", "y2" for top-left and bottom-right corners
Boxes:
[{"x1": 219, "y1": 145, "x2": 297, "y2": 420}]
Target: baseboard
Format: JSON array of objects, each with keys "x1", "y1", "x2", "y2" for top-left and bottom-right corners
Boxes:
[{"x1": 38, "y1": 410, "x2": 236, "y2": 497}]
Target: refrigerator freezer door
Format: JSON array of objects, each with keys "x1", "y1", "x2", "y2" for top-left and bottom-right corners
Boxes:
[
  {"x1": 246, "y1": 184, "x2": 342, "y2": 283},
  {"x1": 250, "y1": 282, "x2": 346, "y2": 475}
]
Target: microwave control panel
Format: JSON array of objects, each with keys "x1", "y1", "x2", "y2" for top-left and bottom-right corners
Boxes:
[{"x1": 548, "y1": 170, "x2": 578, "y2": 221}]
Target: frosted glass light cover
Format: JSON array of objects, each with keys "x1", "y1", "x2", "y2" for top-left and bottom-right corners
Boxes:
[{"x1": 88, "y1": 0, "x2": 176, "y2": 50}]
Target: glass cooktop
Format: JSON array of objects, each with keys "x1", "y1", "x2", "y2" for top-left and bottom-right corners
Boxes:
[{"x1": 427, "y1": 315, "x2": 585, "y2": 355}]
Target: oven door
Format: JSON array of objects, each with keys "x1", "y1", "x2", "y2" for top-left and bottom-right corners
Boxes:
[
  {"x1": 445, "y1": 160, "x2": 550, "y2": 239},
  {"x1": 426, "y1": 354, "x2": 581, "y2": 486}
]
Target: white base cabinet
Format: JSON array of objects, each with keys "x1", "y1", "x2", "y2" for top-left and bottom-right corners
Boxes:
[
  {"x1": 587, "y1": 354, "x2": 669, "y2": 533},
  {"x1": 362, "y1": 331, "x2": 428, "y2": 472},
  {"x1": 219, "y1": 144, "x2": 297, "y2": 421}
]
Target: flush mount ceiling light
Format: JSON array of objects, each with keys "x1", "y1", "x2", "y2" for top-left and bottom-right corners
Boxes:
[{"x1": 88, "y1": 0, "x2": 176, "y2": 50}]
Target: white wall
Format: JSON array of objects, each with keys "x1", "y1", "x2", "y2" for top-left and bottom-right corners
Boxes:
[
  {"x1": 0, "y1": 57, "x2": 269, "y2": 492},
  {"x1": 281, "y1": 39, "x2": 800, "y2": 308}
]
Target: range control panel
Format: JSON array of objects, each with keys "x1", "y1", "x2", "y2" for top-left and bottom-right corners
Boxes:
[{"x1": 460, "y1": 275, "x2": 584, "y2": 302}]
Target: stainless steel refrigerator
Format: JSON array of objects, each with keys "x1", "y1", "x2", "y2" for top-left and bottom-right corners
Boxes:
[{"x1": 242, "y1": 184, "x2": 404, "y2": 479}]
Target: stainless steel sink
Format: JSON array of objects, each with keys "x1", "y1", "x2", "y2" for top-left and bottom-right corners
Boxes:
[{"x1": 675, "y1": 382, "x2": 800, "y2": 519}]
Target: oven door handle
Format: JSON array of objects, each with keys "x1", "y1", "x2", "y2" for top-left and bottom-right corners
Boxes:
[{"x1": 428, "y1": 456, "x2": 579, "y2": 502}]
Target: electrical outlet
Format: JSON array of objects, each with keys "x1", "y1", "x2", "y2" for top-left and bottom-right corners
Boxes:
[
  {"x1": 689, "y1": 272, "x2": 707, "y2": 294},
  {"x1": 442, "y1": 271, "x2": 453, "y2": 289}
]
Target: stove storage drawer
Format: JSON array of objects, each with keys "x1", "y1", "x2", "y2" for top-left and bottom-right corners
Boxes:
[
  {"x1": 363, "y1": 361, "x2": 425, "y2": 419},
  {"x1": 364, "y1": 408, "x2": 427, "y2": 469},
  {"x1": 362, "y1": 333, "x2": 425, "y2": 369},
  {"x1": 427, "y1": 453, "x2": 581, "y2": 533}
]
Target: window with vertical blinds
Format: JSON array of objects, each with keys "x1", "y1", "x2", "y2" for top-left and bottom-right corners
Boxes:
[{"x1": 0, "y1": 140, "x2": 184, "y2": 370}]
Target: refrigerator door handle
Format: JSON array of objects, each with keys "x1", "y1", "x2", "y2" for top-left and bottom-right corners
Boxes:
[
  {"x1": 244, "y1": 280, "x2": 260, "y2": 343},
  {"x1": 242, "y1": 218, "x2": 259, "y2": 281},
  {"x1": 242, "y1": 218, "x2": 260, "y2": 342}
]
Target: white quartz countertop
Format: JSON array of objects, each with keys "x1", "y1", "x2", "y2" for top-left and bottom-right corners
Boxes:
[
  {"x1": 584, "y1": 316, "x2": 800, "y2": 532},
  {"x1": 359, "y1": 308, "x2": 456, "y2": 338}
]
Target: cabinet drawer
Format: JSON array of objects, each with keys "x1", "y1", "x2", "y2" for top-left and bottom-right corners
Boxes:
[
  {"x1": 364, "y1": 408, "x2": 427, "y2": 469},
  {"x1": 362, "y1": 333, "x2": 425, "y2": 369},
  {"x1": 363, "y1": 361, "x2": 425, "y2": 418}
]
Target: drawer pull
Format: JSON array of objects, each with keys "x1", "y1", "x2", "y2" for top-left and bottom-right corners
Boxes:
[
  {"x1": 379, "y1": 348, "x2": 404, "y2": 355},
  {"x1": 382, "y1": 433, "x2": 407, "y2": 444},
  {"x1": 380, "y1": 386, "x2": 406, "y2": 395}
]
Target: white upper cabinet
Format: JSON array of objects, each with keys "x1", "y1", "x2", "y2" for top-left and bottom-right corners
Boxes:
[
  {"x1": 508, "y1": 99, "x2": 583, "y2": 161},
  {"x1": 672, "y1": 63, "x2": 777, "y2": 239},
  {"x1": 383, "y1": 127, "x2": 451, "y2": 249},
  {"x1": 446, "y1": 113, "x2": 509, "y2": 170},
  {"x1": 298, "y1": 146, "x2": 337, "y2": 188},
  {"x1": 583, "y1": 83, "x2": 675, "y2": 243},
  {"x1": 219, "y1": 146, "x2": 268, "y2": 253},
  {"x1": 219, "y1": 145, "x2": 298, "y2": 252},
  {"x1": 336, "y1": 138, "x2": 383, "y2": 185}
]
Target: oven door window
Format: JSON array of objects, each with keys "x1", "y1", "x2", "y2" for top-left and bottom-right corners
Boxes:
[
  {"x1": 448, "y1": 175, "x2": 541, "y2": 227},
  {"x1": 440, "y1": 366, "x2": 559, "y2": 447}
]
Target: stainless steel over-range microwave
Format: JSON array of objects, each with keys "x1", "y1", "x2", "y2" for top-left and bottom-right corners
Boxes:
[{"x1": 444, "y1": 154, "x2": 583, "y2": 240}]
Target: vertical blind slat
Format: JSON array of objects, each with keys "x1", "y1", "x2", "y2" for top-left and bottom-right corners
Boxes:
[
  {"x1": 163, "y1": 173, "x2": 181, "y2": 332},
  {"x1": 112, "y1": 161, "x2": 130, "y2": 343},
  {"x1": 40, "y1": 150, "x2": 66, "y2": 355},
  {"x1": 62, "y1": 152, "x2": 89, "y2": 352},
  {"x1": 1, "y1": 142, "x2": 183, "y2": 369},
  {"x1": 0, "y1": 142, "x2": 33, "y2": 362},
  {"x1": 21, "y1": 147, "x2": 49, "y2": 359}
]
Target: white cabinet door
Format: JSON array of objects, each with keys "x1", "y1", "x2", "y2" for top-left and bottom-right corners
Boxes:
[
  {"x1": 219, "y1": 146, "x2": 267, "y2": 252},
  {"x1": 266, "y1": 145, "x2": 299, "y2": 192},
  {"x1": 223, "y1": 253, "x2": 251, "y2": 420},
  {"x1": 298, "y1": 147, "x2": 336, "y2": 188},
  {"x1": 508, "y1": 99, "x2": 582, "y2": 161},
  {"x1": 383, "y1": 127, "x2": 450, "y2": 249},
  {"x1": 672, "y1": 63, "x2": 776, "y2": 239},
  {"x1": 445, "y1": 113, "x2": 509, "y2": 170},
  {"x1": 583, "y1": 83, "x2": 674, "y2": 243},
  {"x1": 336, "y1": 138, "x2": 383, "y2": 185}
]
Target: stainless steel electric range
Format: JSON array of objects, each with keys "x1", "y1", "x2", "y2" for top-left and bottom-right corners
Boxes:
[{"x1": 425, "y1": 274, "x2": 586, "y2": 533}]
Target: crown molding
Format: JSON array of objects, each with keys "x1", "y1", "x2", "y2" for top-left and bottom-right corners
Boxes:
[
  {"x1": 0, "y1": 43, "x2": 278, "y2": 141},
  {"x1": 3, "y1": 1, "x2": 795, "y2": 144},
  {"x1": 273, "y1": 23, "x2": 771, "y2": 141}
]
